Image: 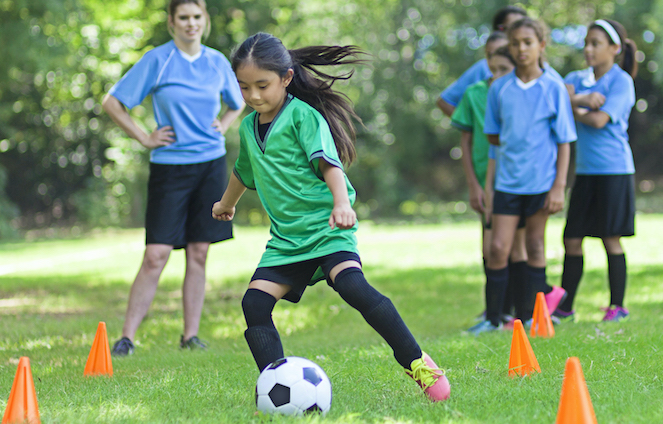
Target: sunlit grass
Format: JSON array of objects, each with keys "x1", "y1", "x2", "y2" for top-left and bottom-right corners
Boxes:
[{"x1": 1, "y1": 216, "x2": 662, "y2": 423}]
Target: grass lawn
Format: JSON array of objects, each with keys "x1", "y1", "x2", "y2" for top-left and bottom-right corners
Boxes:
[{"x1": 1, "y1": 215, "x2": 662, "y2": 423}]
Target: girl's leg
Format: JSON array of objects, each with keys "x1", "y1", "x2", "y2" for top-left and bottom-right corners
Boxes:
[
  {"x1": 557, "y1": 237, "x2": 584, "y2": 313},
  {"x1": 603, "y1": 236, "x2": 627, "y2": 307},
  {"x1": 506, "y1": 228, "x2": 528, "y2": 318},
  {"x1": 182, "y1": 242, "x2": 210, "y2": 341},
  {"x1": 242, "y1": 280, "x2": 291, "y2": 371},
  {"x1": 485, "y1": 214, "x2": 519, "y2": 326}
]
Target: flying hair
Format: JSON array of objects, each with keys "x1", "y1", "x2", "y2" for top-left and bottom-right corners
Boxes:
[
  {"x1": 589, "y1": 19, "x2": 638, "y2": 78},
  {"x1": 231, "y1": 33, "x2": 367, "y2": 165}
]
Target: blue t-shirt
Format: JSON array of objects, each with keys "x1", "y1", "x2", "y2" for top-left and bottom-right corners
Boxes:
[
  {"x1": 484, "y1": 69, "x2": 577, "y2": 194},
  {"x1": 110, "y1": 40, "x2": 244, "y2": 165},
  {"x1": 564, "y1": 65, "x2": 635, "y2": 175}
]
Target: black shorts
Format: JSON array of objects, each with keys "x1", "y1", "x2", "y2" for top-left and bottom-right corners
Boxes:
[
  {"x1": 492, "y1": 191, "x2": 547, "y2": 218},
  {"x1": 251, "y1": 251, "x2": 361, "y2": 303},
  {"x1": 145, "y1": 156, "x2": 232, "y2": 249},
  {"x1": 564, "y1": 174, "x2": 635, "y2": 238}
]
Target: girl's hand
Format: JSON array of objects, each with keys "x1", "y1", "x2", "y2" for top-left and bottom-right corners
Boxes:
[
  {"x1": 544, "y1": 185, "x2": 565, "y2": 215},
  {"x1": 212, "y1": 119, "x2": 226, "y2": 135},
  {"x1": 212, "y1": 201, "x2": 235, "y2": 221},
  {"x1": 329, "y1": 203, "x2": 356, "y2": 230},
  {"x1": 581, "y1": 92, "x2": 606, "y2": 110},
  {"x1": 142, "y1": 126, "x2": 175, "y2": 149},
  {"x1": 468, "y1": 181, "x2": 485, "y2": 214}
]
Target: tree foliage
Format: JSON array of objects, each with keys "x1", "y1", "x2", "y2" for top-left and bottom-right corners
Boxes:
[{"x1": 1, "y1": 0, "x2": 661, "y2": 235}]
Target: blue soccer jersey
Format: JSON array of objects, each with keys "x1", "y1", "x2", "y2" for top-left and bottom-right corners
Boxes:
[
  {"x1": 110, "y1": 40, "x2": 244, "y2": 165},
  {"x1": 441, "y1": 59, "x2": 491, "y2": 107},
  {"x1": 564, "y1": 64, "x2": 635, "y2": 175},
  {"x1": 484, "y1": 69, "x2": 577, "y2": 194}
]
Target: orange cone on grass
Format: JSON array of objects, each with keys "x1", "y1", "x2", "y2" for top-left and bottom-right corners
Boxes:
[
  {"x1": 84, "y1": 322, "x2": 113, "y2": 376},
  {"x1": 531, "y1": 291, "x2": 555, "y2": 338},
  {"x1": 2, "y1": 357, "x2": 40, "y2": 424},
  {"x1": 508, "y1": 319, "x2": 541, "y2": 377},
  {"x1": 555, "y1": 357, "x2": 597, "y2": 424}
]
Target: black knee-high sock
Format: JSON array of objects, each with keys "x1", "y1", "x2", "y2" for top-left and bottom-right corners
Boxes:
[
  {"x1": 558, "y1": 255, "x2": 584, "y2": 312},
  {"x1": 608, "y1": 254, "x2": 627, "y2": 307},
  {"x1": 333, "y1": 268, "x2": 422, "y2": 369},
  {"x1": 506, "y1": 261, "x2": 526, "y2": 317},
  {"x1": 508, "y1": 261, "x2": 528, "y2": 320},
  {"x1": 524, "y1": 265, "x2": 548, "y2": 320},
  {"x1": 242, "y1": 289, "x2": 284, "y2": 371},
  {"x1": 486, "y1": 266, "x2": 508, "y2": 326}
]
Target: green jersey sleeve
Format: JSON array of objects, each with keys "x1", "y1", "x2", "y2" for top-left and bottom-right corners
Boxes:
[
  {"x1": 296, "y1": 108, "x2": 343, "y2": 178},
  {"x1": 233, "y1": 117, "x2": 256, "y2": 190},
  {"x1": 450, "y1": 91, "x2": 474, "y2": 132}
]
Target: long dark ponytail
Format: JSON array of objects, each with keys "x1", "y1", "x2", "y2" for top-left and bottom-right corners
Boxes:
[
  {"x1": 230, "y1": 33, "x2": 366, "y2": 165},
  {"x1": 589, "y1": 19, "x2": 638, "y2": 78}
]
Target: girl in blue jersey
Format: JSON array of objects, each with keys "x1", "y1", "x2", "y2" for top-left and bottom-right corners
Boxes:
[
  {"x1": 102, "y1": 0, "x2": 245, "y2": 355},
  {"x1": 471, "y1": 18, "x2": 577, "y2": 334},
  {"x1": 211, "y1": 33, "x2": 450, "y2": 401},
  {"x1": 554, "y1": 19, "x2": 637, "y2": 323}
]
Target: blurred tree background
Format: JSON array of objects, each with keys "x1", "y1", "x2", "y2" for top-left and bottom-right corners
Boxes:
[{"x1": 1, "y1": 0, "x2": 662, "y2": 239}]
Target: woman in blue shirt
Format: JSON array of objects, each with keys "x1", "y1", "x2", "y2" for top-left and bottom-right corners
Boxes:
[
  {"x1": 554, "y1": 19, "x2": 637, "y2": 323},
  {"x1": 102, "y1": 0, "x2": 245, "y2": 355}
]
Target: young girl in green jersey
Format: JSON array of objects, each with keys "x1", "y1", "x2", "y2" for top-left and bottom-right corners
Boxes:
[{"x1": 211, "y1": 33, "x2": 450, "y2": 402}]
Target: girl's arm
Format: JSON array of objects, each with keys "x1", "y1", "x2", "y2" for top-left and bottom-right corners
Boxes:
[
  {"x1": 573, "y1": 108, "x2": 611, "y2": 129},
  {"x1": 436, "y1": 97, "x2": 456, "y2": 118},
  {"x1": 544, "y1": 143, "x2": 570, "y2": 214},
  {"x1": 212, "y1": 173, "x2": 247, "y2": 221},
  {"x1": 459, "y1": 131, "x2": 484, "y2": 214},
  {"x1": 319, "y1": 159, "x2": 356, "y2": 230},
  {"x1": 102, "y1": 94, "x2": 175, "y2": 149},
  {"x1": 487, "y1": 134, "x2": 500, "y2": 146},
  {"x1": 484, "y1": 158, "x2": 495, "y2": 225},
  {"x1": 212, "y1": 103, "x2": 246, "y2": 134}
]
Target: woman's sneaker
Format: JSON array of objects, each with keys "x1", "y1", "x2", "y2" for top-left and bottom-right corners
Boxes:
[
  {"x1": 601, "y1": 306, "x2": 629, "y2": 322},
  {"x1": 551, "y1": 309, "x2": 575, "y2": 324},
  {"x1": 545, "y1": 286, "x2": 567, "y2": 314},
  {"x1": 180, "y1": 335, "x2": 207, "y2": 350},
  {"x1": 111, "y1": 337, "x2": 135, "y2": 356},
  {"x1": 406, "y1": 352, "x2": 450, "y2": 401}
]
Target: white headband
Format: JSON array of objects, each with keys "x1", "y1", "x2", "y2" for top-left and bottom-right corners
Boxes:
[{"x1": 593, "y1": 20, "x2": 622, "y2": 54}]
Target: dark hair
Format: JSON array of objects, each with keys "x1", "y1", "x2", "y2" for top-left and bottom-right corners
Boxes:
[
  {"x1": 486, "y1": 31, "x2": 508, "y2": 48},
  {"x1": 492, "y1": 6, "x2": 527, "y2": 31},
  {"x1": 589, "y1": 19, "x2": 638, "y2": 78},
  {"x1": 231, "y1": 33, "x2": 366, "y2": 165},
  {"x1": 168, "y1": 0, "x2": 211, "y2": 40},
  {"x1": 490, "y1": 45, "x2": 516, "y2": 66},
  {"x1": 507, "y1": 17, "x2": 548, "y2": 68}
]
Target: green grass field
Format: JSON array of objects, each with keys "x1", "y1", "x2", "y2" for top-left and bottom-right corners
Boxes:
[{"x1": 1, "y1": 216, "x2": 662, "y2": 423}]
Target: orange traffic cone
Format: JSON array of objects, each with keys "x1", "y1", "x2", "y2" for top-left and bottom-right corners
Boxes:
[
  {"x1": 2, "y1": 357, "x2": 40, "y2": 424},
  {"x1": 84, "y1": 322, "x2": 113, "y2": 376},
  {"x1": 531, "y1": 292, "x2": 555, "y2": 338},
  {"x1": 508, "y1": 319, "x2": 541, "y2": 377},
  {"x1": 555, "y1": 357, "x2": 597, "y2": 424}
]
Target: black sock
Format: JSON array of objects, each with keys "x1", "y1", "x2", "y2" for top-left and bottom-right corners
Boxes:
[
  {"x1": 558, "y1": 255, "x2": 584, "y2": 312},
  {"x1": 508, "y1": 261, "x2": 528, "y2": 320},
  {"x1": 506, "y1": 261, "x2": 526, "y2": 317},
  {"x1": 485, "y1": 266, "x2": 509, "y2": 326},
  {"x1": 333, "y1": 268, "x2": 422, "y2": 369},
  {"x1": 524, "y1": 265, "x2": 549, "y2": 320},
  {"x1": 608, "y1": 254, "x2": 627, "y2": 307},
  {"x1": 242, "y1": 289, "x2": 284, "y2": 371}
]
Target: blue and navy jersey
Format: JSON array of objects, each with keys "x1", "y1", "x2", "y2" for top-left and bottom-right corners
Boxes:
[
  {"x1": 484, "y1": 68, "x2": 577, "y2": 195},
  {"x1": 564, "y1": 64, "x2": 635, "y2": 175},
  {"x1": 110, "y1": 40, "x2": 244, "y2": 165}
]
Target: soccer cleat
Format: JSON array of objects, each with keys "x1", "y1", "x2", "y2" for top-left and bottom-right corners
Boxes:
[
  {"x1": 406, "y1": 352, "x2": 450, "y2": 401},
  {"x1": 465, "y1": 319, "x2": 501, "y2": 335},
  {"x1": 111, "y1": 337, "x2": 135, "y2": 356},
  {"x1": 601, "y1": 306, "x2": 629, "y2": 322},
  {"x1": 180, "y1": 335, "x2": 207, "y2": 350},
  {"x1": 551, "y1": 308, "x2": 576, "y2": 324},
  {"x1": 545, "y1": 286, "x2": 567, "y2": 314}
]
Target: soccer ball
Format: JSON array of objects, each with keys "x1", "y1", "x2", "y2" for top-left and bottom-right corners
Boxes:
[{"x1": 255, "y1": 356, "x2": 332, "y2": 415}]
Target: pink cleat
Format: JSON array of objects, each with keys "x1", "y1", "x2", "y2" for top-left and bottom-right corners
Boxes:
[
  {"x1": 406, "y1": 352, "x2": 450, "y2": 401},
  {"x1": 545, "y1": 286, "x2": 567, "y2": 315}
]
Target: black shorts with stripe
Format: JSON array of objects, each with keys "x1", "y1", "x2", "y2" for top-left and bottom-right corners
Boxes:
[
  {"x1": 145, "y1": 156, "x2": 232, "y2": 249},
  {"x1": 564, "y1": 174, "x2": 635, "y2": 239}
]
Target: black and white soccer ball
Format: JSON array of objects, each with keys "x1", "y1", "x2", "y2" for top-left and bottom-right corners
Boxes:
[{"x1": 255, "y1": 356, "x2": 332, "y2": 415}]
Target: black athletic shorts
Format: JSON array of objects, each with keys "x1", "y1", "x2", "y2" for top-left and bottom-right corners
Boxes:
[
  {"x1": 492, "y1": 191, "x2": 548, "y2": 217},
  {"x1": 564, "y1": 174, "x2": 635, "y2": 238},
  {"x1": 251, "y1": 251, "x2": 361, "y2": 303},
  {"x1": 145, "y1": 156, "x2": 232, "y2": 249}
]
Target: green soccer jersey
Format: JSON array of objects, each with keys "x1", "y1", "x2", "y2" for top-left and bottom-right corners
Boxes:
[
  {"x1": 450, "y1": 79, "x2": 490, "y2": 188},
  {"x1": 234, "y1": 94, "x2": 358, "y2": 268}
]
